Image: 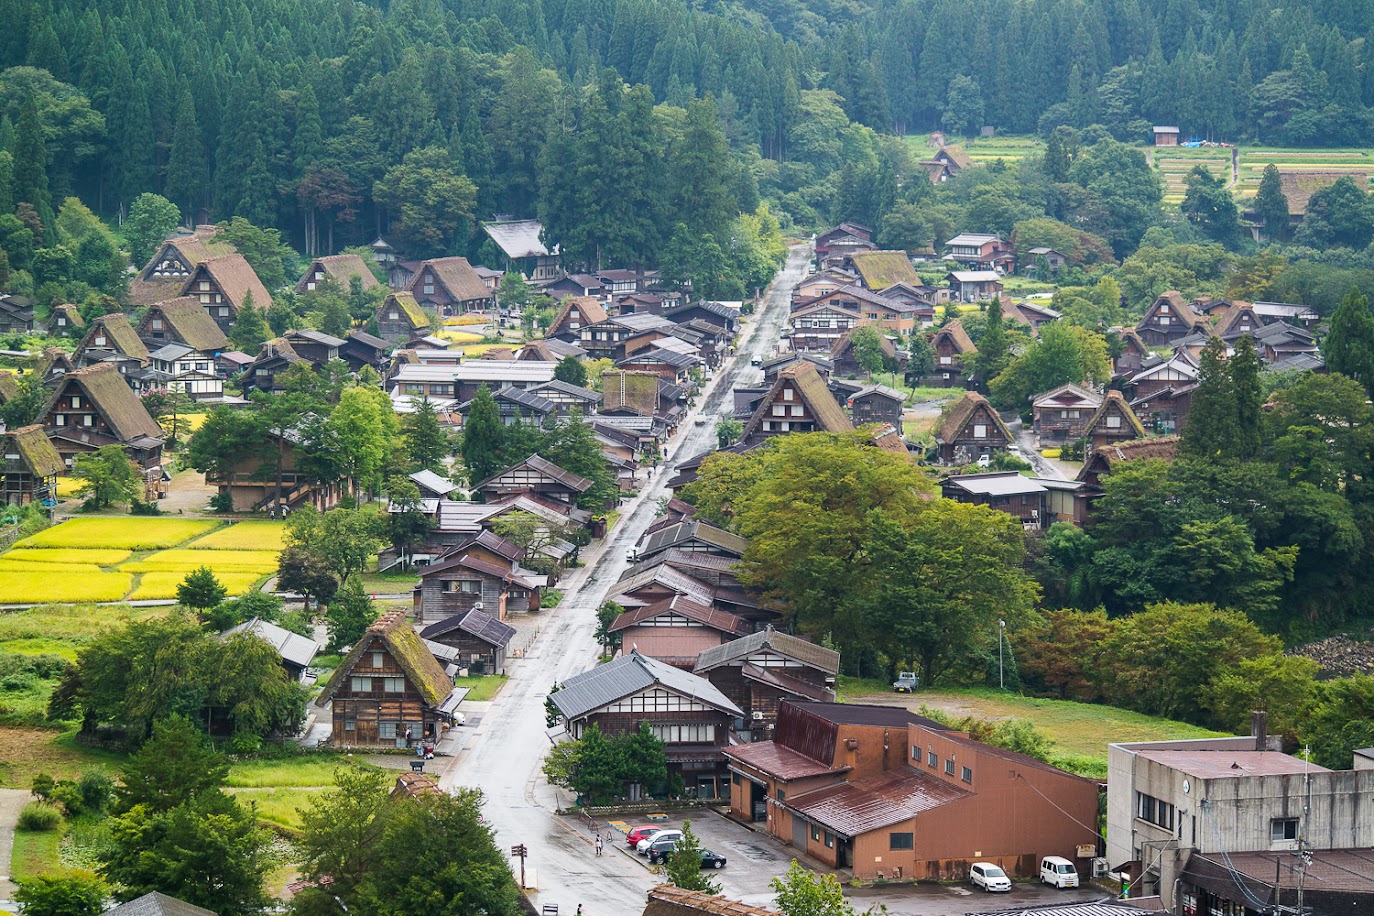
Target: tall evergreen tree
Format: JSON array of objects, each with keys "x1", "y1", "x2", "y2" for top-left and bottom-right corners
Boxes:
[
  {"x1": 1230, "y1": 333, "x2": 1263, "y2": 458},
  {"x1": 978, "y1": 296, "x2": 1010, "y2": 384},
  {"x1": 12, "y1": 96, "x2": 51, "y2": 220},
  {"x1": 402, "y1": 395, "x2": 449, "y2": 474},
  {"x1": 668, "y1": 98, "x2": 735, "y2": 245},
  {"x1": 230, "y1": 293, "x2": 270, "y2": 352},
  {"x1": 165, "y1": 89, "x2": 209, "y2": 222},
  {"x1": 292, "y1": 82, "x2": 324, "y2": 175},
  {"x1": 1181, "y1": 337, "x2": 1240, "y2": 460},
  {"x1": 461, "y1": 385, "x2": 504, "y2": 486},
  {"x1": 1326, "y1": 287, "x2": 1374, "y2": 396}
]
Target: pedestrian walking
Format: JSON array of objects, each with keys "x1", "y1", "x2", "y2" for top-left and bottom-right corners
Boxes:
[{"x1": 595, "y1": 834, "x2": 603, "y2": 856}]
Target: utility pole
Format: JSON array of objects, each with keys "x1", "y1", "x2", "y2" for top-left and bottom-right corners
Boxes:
[
  {"x1": 511, "y1": 844, "x2": 528, "y2": 889},
  {"x1": 998, "y1": 619, "x2": 1006, "y2": 689},
  {"x1": 1295, "y1": 838, "x2": 1311, "y2": 916}
]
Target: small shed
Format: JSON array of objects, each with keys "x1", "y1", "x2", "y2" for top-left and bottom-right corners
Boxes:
[
  {"x1": 222, "y1": 617, "x2": 321, "y2": 681},
  {"x1": 1153, "y1": 126, "x2": 1180, "y2": 147}
]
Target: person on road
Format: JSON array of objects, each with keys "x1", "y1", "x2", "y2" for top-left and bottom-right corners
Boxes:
[{"x1": 595, "y1": 834, "x2": 603, "y2": 856}]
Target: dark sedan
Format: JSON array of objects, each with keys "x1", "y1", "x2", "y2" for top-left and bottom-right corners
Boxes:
[{"x1": 699, "y1": 849, "x2": 727, "y2": 869}]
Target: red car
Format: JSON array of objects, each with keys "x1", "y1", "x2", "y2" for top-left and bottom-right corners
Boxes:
[{"x1": 626, "y1": 826, "x2": 659, "y2": 848}]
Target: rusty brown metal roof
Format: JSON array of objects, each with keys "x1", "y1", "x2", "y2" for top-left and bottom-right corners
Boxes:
[
  {"x1": 723, "y1": 739, "x2": 844, "y2": 780},
  {"x1": 786, "y1": 765, "x2": 971, "y2": 837}
]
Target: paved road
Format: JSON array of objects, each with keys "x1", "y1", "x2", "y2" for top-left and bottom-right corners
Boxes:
[
  {"x1": 437, "y1": 245, "x2": 810, "y2": 914},
  {"x1": 0, "y1": 787, "x2": 29, "y2": 904}
]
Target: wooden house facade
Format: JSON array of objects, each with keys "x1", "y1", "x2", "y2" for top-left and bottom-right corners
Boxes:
[
  {"x1": 295, "y1": 254, "x2": 380, "y2": 294},
  {"x1": 608, "y1": 595, "x2": 747, "y2": 669},
  {"x1": 135, "y1": 297, "x2": 230, "y2": 353},
  {"x1": 413, "y1": 549, "x2": 539, "y2": 625},
  {"x1": 550, "y1": 649, "x2": 744, "y2": 799},
  {"x1": 693, "y1": 629, "x2": 839, "y2": 742},
  {"x1": 407, "y1": 257, "x2": 497, "y2": 316},
  {"x1": 1, "y1": 425, "x2": 63, "y2": 506},
  {"x1": 845, "y1": 384, "x2": 906, "y2": 433},
  {"x1": 740, "y1": 362, "x2": 854, "y2": 447},
  {"x1": 927, "y1": 320, "x2": 977, "y2": 388},
  {"x1": 1084, "y1": 389, "x2": 1145, "y2": 453},
  {"x1": 316, "y1": 610, "x2": 462, "y2": 747},
  {"x1": 474, "y1": 454, "x2": 593, "y2": 507},
  {"x1": 1135, "y1": 292, "x2": 1200, "y2": 347},
  {"x1": 933, "y1": 392, "x2": 1013, "y2": 464},
  {"x1": 420, "y1": 607, "x2": 518, "y2": 675},
  {"x1": 44, "y1": 304, "x2": 84, "y2": 337},
  {"x1": 37, "y1": 364, "x2": 165, "y2": 473},
  {"x1": 375, "y1": 292, "x2": 432, "y2": 344},
  {"x1": 790, "y1": 302, "x2": 861, "y2": 353},
  {"x1": 205, "y1": 430, "x2": 349, "y2": 512},
  {"x1": 1031, "y1": 383, "x2": 1102, "y2": 443}
]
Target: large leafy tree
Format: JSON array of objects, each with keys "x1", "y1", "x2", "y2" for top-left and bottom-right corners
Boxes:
[
  {"x1": 72, "y1": 444, "x2": 141, "y2": 509},
  {"x1": 294, "y1": 766, "x2": 393, "y2": 911},
  {"x1": 122, "y1": 193, "x2": 181, "y2": 266},
  {"x1": 988, "y1": 322, "x2": 1111, "y2": 411},
  {"x1": 1180, "y1": 165, "x2": 1240, "y2": 244},
  {"x1": 665, "y1": 820, "x2": 720, "y2": 894},
  {"x1": 373, "y1": 147, "x2": 477, "y2": 258}
]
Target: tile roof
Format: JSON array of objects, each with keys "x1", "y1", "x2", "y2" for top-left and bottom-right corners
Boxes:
[
  {"x1": 694, "y1": 627, "x2": 839, "y2": 675},
  {"x1": 44, "y1": 364, "x2": 165, "y2": 442},
  {"x1": 638, "y1": 519, "x2": 749, "y2": 559},
  {"x1": 223, "y1": 617, "x2": 321, "y2": 669},
  {"x1": 474, "y1": 453, "x2": 593, "y2": 493},
  {"x1": 317, "y1": 610, "x2": 456, "y2": 709},
  {"x1": 723, "y1": 740, "x2": 842, "y2": 780},
  {"x1": 420, "y1": 606, "x2": 517, "y2": 649},
  {"x1": 552, "y1": 650, "x2": 743, "y2": 720},
  {"x1": 104, "y1": 892, "x2": 219, "y2": 916},
  {"x1": 483, "y1": 219, "x2": 553, "y2": 258},
  {"x1": 1033, "y1": 383, "x2": 1102, "y2": 410},
  {"x1": 608, "y1": 594, "x2": 746, "y2": 636},
  {"x1": 143, "y1": 297, "x2": 230, "y2": 351},
  {"x1": 786, "y1": 765, "x2": 971, "y2": 837}
]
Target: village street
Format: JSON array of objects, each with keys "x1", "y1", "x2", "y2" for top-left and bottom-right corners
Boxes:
[{"x1": 436, "y1": 246, "x2": 809, "y2": 914}]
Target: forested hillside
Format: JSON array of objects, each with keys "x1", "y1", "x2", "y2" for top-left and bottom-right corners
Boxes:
[{"x1": 3, "y1": 0, "x2": 1372, "y2": 268}]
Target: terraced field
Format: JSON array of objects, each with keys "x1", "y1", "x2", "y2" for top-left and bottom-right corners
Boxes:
[
  {"x1": 0, "y1": 518, "x2": 286, "y2": 604},
  {"x1": 1234, "y1": 147, "x2": 1374, "y2": 201},
  {"x1": 1151, "y1": 146, "x2": 1235, "y2": 204}
]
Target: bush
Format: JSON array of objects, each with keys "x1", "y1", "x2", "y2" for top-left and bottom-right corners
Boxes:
[
  {"x1": 541, "y1": 589, "x2": 563, "y2": 608},
  {"x1": 130, "y1": 497, "x2": 162, "y2": 515},
  {"x1": 18, "y1": 801, "x2": 63, "y2": 831},
  {"x1": 209, "y1": 491, "x2": 234, "y2": 513},
  {"x1": 77, "y1": 770, "x2": 114, "y2": 816}
]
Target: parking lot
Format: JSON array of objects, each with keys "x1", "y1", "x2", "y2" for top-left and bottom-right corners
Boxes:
[{"x1": 595, "y1": 810, "x2": 1117, "y2": 914}]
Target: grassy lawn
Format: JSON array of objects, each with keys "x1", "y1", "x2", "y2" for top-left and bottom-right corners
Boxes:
[
  {"x1": 906, "y1": 386, "x2": 963, "y2": 403},
  {"x1": 0, "y1": 728, "x2": 127, "y2": 789},
  {"x1": 454, "y1": 674, "x2": 508, "y2": 702},
  {"x1": 225, "y1": 755, "x2": 378, "y2": 832},
  {"x1": 11, "y1": 824, "x2": 70, "y2": 882},
  {"x1": 838, "y1": 681, "x2": 1224, "y2": 777},
  {"x1": 358, "y1": 570, "x2": 420, "y2": 595}
]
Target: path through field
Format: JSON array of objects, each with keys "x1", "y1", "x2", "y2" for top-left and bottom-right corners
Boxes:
[{"x1": 0, "y1": 788, "x2": 29, "y2": 900}]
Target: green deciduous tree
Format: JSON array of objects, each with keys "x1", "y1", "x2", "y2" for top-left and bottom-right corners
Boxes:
[
  {"x1": 771, "y1": 860, "x2": 855, "y2": 916},
  {"x1": 1301, "y1": 675, "x2": 1374, "y2": 770},
  {"x1": 14, "y1": 874, "x2": 105, "y2": 916},
  {"x1": 324, "y1": 575, "x2": 379, "y2": 653},
  {"x1": 293, "y1": 765, "x2": 392, "y2": 911},
  {"x1": 1180, "y1": 165, "x2": 1241, "y2": 244},
  {"x1": 72, "y1": 444, "x2": 141, "y2": 509},
  {"x1": 402, "y1": 395, "x2": 449, "y2": 474},
  {"x1": 373, "y1": 147, "x2": 477, "y2": 259},
  {"x1": 988, "y1": 323, "x2": 1111, "y2": 411},
  {"x1": 123, "y1": 193, "x2": 181, "y2": 266}
]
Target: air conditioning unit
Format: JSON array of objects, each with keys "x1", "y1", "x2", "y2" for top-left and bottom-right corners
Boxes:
[
  {"x1": 1092, "y1": 858, "x2": 1108, "y2": 878},
  {"x1": 751, "y1": 711, "x2": 764, "y2": 721}
]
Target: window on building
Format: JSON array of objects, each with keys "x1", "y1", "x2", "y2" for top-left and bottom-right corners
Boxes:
[
  {"x1": 1136, "y1": 792, "x2": 1175, "y2": 830},
  {"x1": 772, "y1": 405, "x2": 786, "y2": 417},
  {"x1": 928, "y1": 751, "x2": 937, "y2": 768},
  {"x1": 824, "y1": 832, "x2": 834, "y2": 849},
  {"x1": 151, "y1": 319, "x2": 163, "y2": 330},
  {"x1": 372, "y1": 652, "x2": 383, "y2": 668},
  {"x1": 783, "y1": 388, "x2": 794, "y2": 401},
  {"x1": 1069, "y1": 410, "x2": 1080, "y2": 418},
  {"x1": 350, "y1": 676, "x2": 371, "y2": 692},
  {"x1": 379, "y1": 722, "x2": 398, "y2": 739},
  {"x1": 962, "y1": 766, "x2": 973, "y2": 783},
  {"x1": 423, "y1": 284, "x2": 435, "y2": 295},
  {"x1": 777, "y1": 789, "x2": 785, "y2": 801},
  {"x1": 344, "y1": 719, "x2": 356, "y2": 731},
  {"x1": 940, "y1": 355, "x2": 952, "y2": 365},
  {"x1": 82, "y1": 415, "x2": 93, "y2": 427},
  {"x1": 1107, "y1": 415, "x2": 1122, "y2": 428},
  {"x1": 54, "y1": 414, "x2": 65, "y2": 427},
  {"x1": 791, "y1": 405, "x2": 804, "y2": 417},
  {"x1": 384, "y1": 677, "x2": 405, "y2": 693},
  {"x1": 1271, "y1": 818, "x2": 1299, "y2": 841},
  {"x1": 973, "y1": 424, "x2": 987, "y2": 438},
  {"x1": 889, "y1": 832, "x2": 914, "y2": 850},
  {"x1": 811, "y1": 826, "x2": 821, "y2": 842},
  {"x1": 945, "y1": 758, "x2": 955, "y2": 775}
]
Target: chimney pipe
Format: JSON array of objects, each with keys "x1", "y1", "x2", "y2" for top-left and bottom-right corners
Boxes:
[{"x1": 1252, "y1": 710, "x2": 1268, "y2": 750}]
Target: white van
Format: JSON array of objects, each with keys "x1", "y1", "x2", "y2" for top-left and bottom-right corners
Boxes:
[{"x1": 1040, "y1": 855, "x2": 1079, "y2": 888}]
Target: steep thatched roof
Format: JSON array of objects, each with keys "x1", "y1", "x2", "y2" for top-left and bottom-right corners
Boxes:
[
  {"x1": 78, "y1": 314, "x2": 151, "y2": 365},
  {"x1": 142, "y1": 297, "x2": 230, "y2": 351},
  {"x1": 741, "y1": 361, "x2": 853, "y2": 442},
  {"x1": 4, "y1": 424, "x2": 64, "y2": 477},
  {"x1": 601, "y1": 370, "x2": 660, "y2": 415},
  {"x1": 184, "y1": 254, "x2": 273, "y2": 310},
  {"x1": 848, "y1": 250, "x2": 920, "y2": 289},
  {"x1": 316, "y1": 610, "x2": 455, "y2": 709},
  {"x1": 0, "y1": 372, "x2": 18, "y2": 402},
  {"x1": 550, "y1": 295, "x2": 607, "y2": 333},
  {"x1": 934, "y1": 319, "x2": 976, "y2": 354},
  {"x1": 379, "y1": 292, "x2": 431, "y2": 331},
  {"x1": 643, "y1": 885, "x2": 776, "y2": 916},
  {"x1": 414, "y1": 256, "x2": 491, "y2": 302},
  {"x1": 297, "y1": 254, "x2": 380, "y2": 292},
  {"x1": 43, "y1": 364, "x2": 164, "y2": 442},
  {"x1": 1085, "y1": 389, "x2": 1146, "y2": 438},
  {"x1": 935, "y1": 391, "x2": 1010, "y2": 444}
]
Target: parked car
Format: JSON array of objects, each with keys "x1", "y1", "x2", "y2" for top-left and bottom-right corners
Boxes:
[
  {"x1": 637, "y1": 829, "x2": 682, "y2": 854},
  {"x1": 645, "y1": 836, "x2": 679, "y2": 863},
  {"x1": 699, "y1": 849, "x2": 727, "y2": 869},
  {"x1": 971, "y1": 862, "x2": 1011, "y2": 892},
  {"x1": 976, "y1": 453, "x2": 993, "y2": 468},
  {"x1": 625, "y1": 826, "x2": 658, "y2": 848},
  {"x1": 1040, "y1": 856, "x2": 1079, "y2": 889},
  {"x1": 892, "y1": 671, "x2": 919, "y2": 693}
]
